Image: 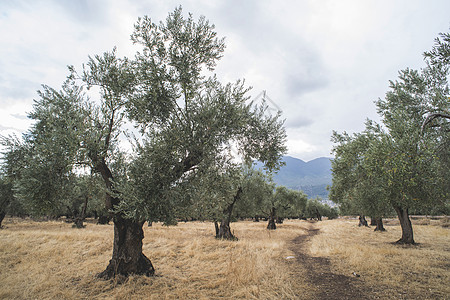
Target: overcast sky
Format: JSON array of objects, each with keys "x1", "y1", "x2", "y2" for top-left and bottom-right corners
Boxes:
[{"x1": 1, "y1": 0, "x2": 449, "y2": 161}]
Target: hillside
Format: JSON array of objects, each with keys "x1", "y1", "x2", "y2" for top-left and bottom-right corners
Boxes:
[{"x1": 256, "y1": 156, "x2": 332, "y2": 199}]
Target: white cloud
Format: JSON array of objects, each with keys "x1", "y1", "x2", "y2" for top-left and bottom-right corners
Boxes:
[
  {"x1": 286, "y1": 136, "x2": 317, "y2": 160},
  {"x1": 0, "y1": 102, "x2": 33, "y2": 136}
]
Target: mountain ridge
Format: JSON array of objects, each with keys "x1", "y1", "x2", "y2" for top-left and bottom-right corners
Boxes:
[{"x1": 256, "y1": 156, "x2": 333, "y2": 199}]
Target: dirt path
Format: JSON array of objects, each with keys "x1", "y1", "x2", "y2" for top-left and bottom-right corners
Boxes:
[{"x1": 289, "y1": 222, "x2": 377, "y2": 300}]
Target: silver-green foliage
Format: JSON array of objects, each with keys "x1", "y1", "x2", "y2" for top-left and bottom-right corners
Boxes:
[
  {"x1": 1, "y1": 7, "x2": 287, "y2": 222},
  {"x1": 117, "y1": 8, "x2": 287, "y2": 221},
  {"x1": 330, "y1": 31, "x2": 449, "y2": 218}
]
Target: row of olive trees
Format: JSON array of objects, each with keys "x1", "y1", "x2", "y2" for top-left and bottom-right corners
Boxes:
[
  {"x1": 0, "y1": 165, "x2": 110, "y2": 228},
  {"x1": 1, "y1": 160, "x2": 336, "y2": 232},
  {"x1": 329, "y1": 31, "x2": 449, "y2": 244},
  {"x1": 0, "y1": 7, "x2": 287, "y2": 278},
  {"x1": 201, "y1": 167, "x2": 337, "y2": 236}
]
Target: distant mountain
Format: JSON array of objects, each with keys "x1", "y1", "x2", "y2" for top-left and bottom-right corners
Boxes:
[{"x1": 256, "y1": 156, "x2": 333, "y2": 199}]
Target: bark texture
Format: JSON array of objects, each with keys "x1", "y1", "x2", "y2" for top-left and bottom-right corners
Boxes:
[
  {"x1": 394, "y1": 206, "x2": 415, "y2": 244},
  {"x1": 97, "y1": 216, "x2": 154, "y2": 279}
]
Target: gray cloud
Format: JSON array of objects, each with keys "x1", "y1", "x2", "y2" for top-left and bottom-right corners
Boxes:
[
  {"x1": 0, "y1": 78, "x2": 38, "y2": 103},
  {"x1": 11, "y1": 113, "x2": 28, "y2": 120},
  {"x1": 283, "y1": 59, "x2": 329, "y2": 98},
  {"x1": 1, "y1": 0, "x2": 449, "y2": 161},
  {"x1": 0, "y1": 125, "x2": 18, "y2": 131},
  {"x1": 54, "y1": 0, "x2": 104, "y2": 23},
  {"x1": 285, "y1": 117, "x2": 313, "y2": 129}
]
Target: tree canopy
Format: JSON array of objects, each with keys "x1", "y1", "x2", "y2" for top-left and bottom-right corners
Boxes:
[
  {"x1": 330, "y1": 31, "x2": 449, "y2": 244},
  {"x1": 0, "y1": 7, "x2": 287, "y2": 278}
]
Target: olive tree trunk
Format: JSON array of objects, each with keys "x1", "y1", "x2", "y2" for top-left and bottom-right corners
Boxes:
[
  {"x1": 97, "y1": 216, "x2": 154, "y2": 279},
  {"x1": 217, "y1": 218, "x2": 236, "y2": 240},
  {"x1": 315, "y1": 208, "x2": 322, "y2": 221},
  {"x1": 0, "y1": 194, "x2": 11, "y2": 228},
  {"x1": 358, "y1": 215, "x2": 369, "y2": 227},
  {"x1": 93, "y1": 157, "x2": 155, "y2": 278},
  {"x1": 373, "y1": 217, "x2": 386, "y2": 232},
  {"x1": 0, "y1": 210, "x2": 6, "y2": 228},
  {"x1": 216, "y1": 187, "x2": 242, "y2": 240},
  {"x1": 267, "y1": 207, "x2": 276, "y2": 230},
  {"x1": 73, "y1": 195, "x2": 89, "y2": 229},
  {"x1": 214, "y1": 221, "x2": 219, "y2": 236},
  {"x1": 93, "y1": 133, "x2": 203, "y2": 278},
  {"x1": 394, "y1": 206, "x2": 415, "y2": 244}
]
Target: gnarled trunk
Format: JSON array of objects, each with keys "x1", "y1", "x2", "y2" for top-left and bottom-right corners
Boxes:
[
  {"x1": 394, "y1": 206, "x2": 414, "y2": 244},
  {"x1": 373, "y1": 217, "x2": 386, "y2": 232},
  {"x1": 267, "y1": 207, "x2": 276, "y2": 230},
  {"x1": 97, "y1": 216, "x2": 154, "y2": 279},
  {"x1": 217, "y1": 218, "x2": 236, "y2": 240},
  {"x1": 216, "y1": 187, "x2": 242, "y2": 240},
  {"x1": 358, "y1": 215, "x2": 368, "y2": 227},
  {"x1": 92, "y1": 156, "x2": 154, "y2": 278},
  {"x1": 93, "y1": 138, "x2": 203, "y2": 278}
]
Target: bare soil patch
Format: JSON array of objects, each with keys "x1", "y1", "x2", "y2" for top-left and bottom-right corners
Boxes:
[
  {"x1": 288, "y1": 221, "x2": 377, "y2": 300},
  {"x1": 300, "y1": 219, "x2": 450, "y2": 299}
]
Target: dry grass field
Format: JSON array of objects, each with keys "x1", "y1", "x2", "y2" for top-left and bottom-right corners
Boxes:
[
  {"x1": 0, "y1": 217, "x2": 448, "y2": 299},
  {"x1": 309, "y1": 217, "x2": 450, "y2": 299}
]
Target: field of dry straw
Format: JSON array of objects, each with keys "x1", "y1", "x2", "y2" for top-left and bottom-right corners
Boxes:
[{"x1": 0, "y1": 217, "x2": 448, "y2": 299}]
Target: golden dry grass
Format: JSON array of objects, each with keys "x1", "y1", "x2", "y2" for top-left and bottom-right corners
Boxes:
[
  {"x1": 0, "y1": 217, "x2": 448, "y2": 299},
  {"x1": 309, "y1": 218, "x2": 450, "y2": 299},
  {"x1": 0, "y1": 218, "x2": 310, "y2": 300}
]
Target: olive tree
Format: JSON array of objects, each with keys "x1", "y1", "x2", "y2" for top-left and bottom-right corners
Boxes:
[
  {"x1": 330, "y1": 31, "x2": 449, "y2": 244},
  {"x1": 3, "y1": 7, "x2": 286, "y2": 278},
  {"x1": 261, "y1": 186, "x2": 307, "y2": 229}
]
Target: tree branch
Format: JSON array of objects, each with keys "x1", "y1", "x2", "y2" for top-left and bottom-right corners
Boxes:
[{"x1": 421, "y1": 112, "x2": 450, "y2": 133}]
